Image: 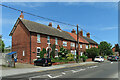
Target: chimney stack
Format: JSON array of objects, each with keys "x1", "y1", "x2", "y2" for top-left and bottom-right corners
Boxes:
[
  {"x1": 48, "y1": 22, "x2": 52, "y2": 27},
  {"x1": 71, "y1": 29, "x2": 76, "y2": 34},
  {"x1": 87, "y1": 32, "x2": 90, "y2": 38},
  {"x1": 79, "y1": 30, "x2": 83, "y2": 37},
  {"x1": 57, "y1": 25, "x2": 61, "y2": 30},
  {"x1": 19, "y1": 11, "x2": 24, "y2": 19}
]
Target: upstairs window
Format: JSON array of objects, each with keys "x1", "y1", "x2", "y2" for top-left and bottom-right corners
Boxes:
[
  {"x1": 63, "y1": 41, "x2": 67, "y2": 46},
  {"x1": 80, "y1": 44, "x2": 82, "y2": 48},
  {"x1": 37, "y1": 34, "x2": 41, "y2": 43},
  {"x1": 86, "y1": 45, "x2": 88, "y2": 49},
  {"x1": 47, "y1": 36, "x2": 50, "y2": 44},
  {"x1": 71, "y1": 43, "x2": 75, "y2": 47},
  {"x1": 55, "y1": 38, "x2": 58, "y2": 45}
]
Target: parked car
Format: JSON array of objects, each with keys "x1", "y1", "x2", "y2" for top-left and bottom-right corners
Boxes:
[
  {"x1": 107, "y1": 55, "x2": 113, "y2": 61},
  {"x1": 94, "y1": 56, "x2": 104, "y2": 62},
  {"x1": 34, "y1": 58, "x2": 52, "y2": 66},
  {"x1": 110, "y1": 56, "x2": 119, "y2": 61}
]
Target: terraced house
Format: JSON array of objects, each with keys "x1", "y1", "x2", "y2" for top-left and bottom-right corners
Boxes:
[{"x1": 10, "y1": 13, "x2": 98, "y2": 64}]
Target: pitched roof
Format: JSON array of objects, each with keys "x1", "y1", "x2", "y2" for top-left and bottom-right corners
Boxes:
[
  {"x1": 67, "y1": 32, "x2": 89, "y2": 44},
  {"x1": 83, "y1": 36, "x2": 98, "y2": 45},
  {"x1": 10, "y1": 18, "x2": 76, "y2": 42}
]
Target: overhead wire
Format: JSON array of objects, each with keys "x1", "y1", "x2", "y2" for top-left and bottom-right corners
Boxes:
[{"x1": 0, "y1": 4, "x2": 104, "y2": 42}]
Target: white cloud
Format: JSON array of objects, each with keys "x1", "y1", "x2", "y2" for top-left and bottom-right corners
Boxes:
[
  {"x1": 4, "y1": 2, "x2": 46, "y2": 8},
  {"x1": 101, "y1": 26, "x2": 118, "y2": 31},
  {"x1": 1, "y1": 0, "x2": 120, "y2": 2},
  {"x1": 1, "y1": 18, "x2": 16, "y2": 25}
]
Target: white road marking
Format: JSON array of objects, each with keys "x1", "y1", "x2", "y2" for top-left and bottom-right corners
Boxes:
[
  {"x1": 88, "y1": 66, "x2": 98, "y2": 69},
  {"x1": 111, "y1": 62, "x2": 113, "y2": 64},
  {"x1": 47, "y1": 74, "x2": 62, "y2": 78},
  {"x1": 29, "y1": 75, "x2": 41, "y2": 80},
  {"x1": 62, "y1": 72, "x2": 66, "y2": 75},
  {"x1": 71, "y1": 69, "x2": 86, "y2": 73}
]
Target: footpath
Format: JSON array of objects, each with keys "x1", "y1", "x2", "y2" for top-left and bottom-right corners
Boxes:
[{"x1": 2, "y1": 61, "x2": 98, "y2": 77}]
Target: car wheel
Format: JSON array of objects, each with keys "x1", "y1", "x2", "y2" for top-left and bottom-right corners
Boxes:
[{"x1": 43, "y1": 64, "x2": 46, "y2": 67}]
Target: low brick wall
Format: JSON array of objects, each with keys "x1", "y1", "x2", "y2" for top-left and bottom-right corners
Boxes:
[
  {"x1": 86, "y1": 58, "x2": 92, "y2": 62},
  {"x1": 52, "y1": 61, "x2": 75, "y2": 65}
]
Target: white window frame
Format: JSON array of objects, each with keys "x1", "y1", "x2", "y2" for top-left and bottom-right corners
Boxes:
[
  {"x1": 37, "y1": 47, "x2": 41, "y2": 58},
  {"x1": 80, "y1": 52, "x2": 83, "y2": 56},
  {"x1": 47, "y1": 36, "x2": 50, "y2": 44},
  {"x1": 37, "y1": 34, "x2": 41, "y2": 43},
  {"x1": 63, "y1": 41, "x2": 67, "y2": 46},
  {"x1": 86, "y1": 45, "x2": 88, "y2": 49},
  {"x1": 80, "y1": 44, "x2": 82, "y2": 48},
  {"x1": 71, "y1": 50, "x2": 75, "y2": 55},
  {"x1": 23, "y1": 50, "x2": 25, "y2": 56},
  {"x1": 71, "y1": 43, "x2": 75, "y2": 47},
  {"x1": 55, "y1": 38, "x2": 58, "y2": 45},
  {"x1": 55, "y1": 49, "x2": 58, "y2": 57}
]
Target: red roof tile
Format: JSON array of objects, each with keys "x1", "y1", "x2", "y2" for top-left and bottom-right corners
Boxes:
[{"x1": 67, "y1": 32, "x2": 89, "y2": 44}]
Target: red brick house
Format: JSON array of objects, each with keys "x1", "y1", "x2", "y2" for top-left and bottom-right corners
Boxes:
[
  {"x1": 67, "y1": 30, "x2": 98, "y2": 56},
  {"x1": 10, "y1": 13, "x2": 98, "y2": 64},
  {"x1": 10, "y1": 13, "x2": 77, "y2": 63}
]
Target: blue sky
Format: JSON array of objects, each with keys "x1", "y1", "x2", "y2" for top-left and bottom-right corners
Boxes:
[{"x1": 1, "y1": 2, "x2": 118, "y2": 47}]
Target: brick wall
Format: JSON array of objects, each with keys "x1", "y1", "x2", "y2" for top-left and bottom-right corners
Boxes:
[{"x1": 12, "y1": 21, "x2": 30, "y2": 63}]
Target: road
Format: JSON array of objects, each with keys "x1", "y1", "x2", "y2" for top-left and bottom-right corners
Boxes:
[{"x1": 2, "y1": 61, "x2": 119, "y2": 80}]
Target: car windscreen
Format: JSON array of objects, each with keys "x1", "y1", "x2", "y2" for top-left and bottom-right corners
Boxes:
[{"x1": 95, "y1": 57, "x2": 100, "y2": 58}]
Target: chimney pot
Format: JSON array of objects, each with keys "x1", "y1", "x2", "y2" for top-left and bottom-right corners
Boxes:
[
  {"x1": 57, "y1": 25, "x2": 61, "y2": 30},
  {"x1": 87, "y1": 32, "x2": 90, "y2": 38},
  {"x1": 19, "y1": 11, "x2": 24, "y2": 19},
  {"x1": 48, "y1": 22, "x2": 52, "y2": 27},
  {"x1": 79, "y1": 30, "x2": 83, "y2": 37},
  {"x1": 71, "y1": 29, "x2": 76, "y2": 34}
]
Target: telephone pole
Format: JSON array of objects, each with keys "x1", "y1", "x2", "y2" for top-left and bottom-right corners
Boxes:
[{"x1": 76, "y1": 24, "x2": 79, "y2": 63}]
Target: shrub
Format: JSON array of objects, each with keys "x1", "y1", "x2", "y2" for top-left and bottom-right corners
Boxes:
[
  {"x1": 38, "y1": 48, "x2": 46, "y2": 58},
  {"x1": 50, "y1": 44, "x2": 56, "y2": 58},
  {"x1": 86, "y1": 47, "x2": 99, "y2": 60},
  {"x1": 66, "y1": 53, "x2": 75, "y2": 61},
  {"x1": 58, "y1": 46, "x2": 69, "y2": 59},
  {"x1": 80, "y1": 54, "x2": 88, "y2": 62}
]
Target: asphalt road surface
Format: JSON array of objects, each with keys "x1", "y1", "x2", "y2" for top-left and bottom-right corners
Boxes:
[{"x1": 2, "y1": 61, "x2": 119, "y2": 80}]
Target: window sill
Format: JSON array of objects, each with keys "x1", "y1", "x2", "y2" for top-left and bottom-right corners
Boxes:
[
  {"x1": 37, "y1": 42, "x2": 41, "y2": 43},
  {"x1": 55, "y1": 44, "x2": 58, "y2": 45},
  {"x1": 63, "y1": 46, "x2": 67, "y2": 47},
  {"x1": 47, "y1": 43, "x2": 51, "y2": 45}
]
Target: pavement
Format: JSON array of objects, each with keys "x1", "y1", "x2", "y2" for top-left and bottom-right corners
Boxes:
[
  {"x1": 1, "y1": 61, "x2": 98, "y2": 77},
  {"x1": 2, "y1": 61, "x2": 118, "y2": 80}
]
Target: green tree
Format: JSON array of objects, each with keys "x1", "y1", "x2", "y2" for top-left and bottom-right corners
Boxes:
[
  {"x1": 86, "y1": 47, "x2": 99, "y2": 61},
  {"x1": 50, "y1": 44, "x2": 56, "y2": 58},
  {"x1": 98, "y1": 41, "x2": 113, "y2": 56},
  {"x1": 0, "y1": 39, "x2": 5, "y2": 53},
  {"x1": 39, "y1": 48, "x2": 46, "y2": 58}
]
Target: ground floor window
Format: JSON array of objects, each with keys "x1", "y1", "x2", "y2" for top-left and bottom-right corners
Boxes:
[
  {"x1": 71, "y1": 50, "x2": 76, "y2": 59},
  {"x1": 23, "y1": 50, "x2": 25, "y2": 56},
  {"x1": 37, "y1": 47, "x2": 41, "y2": 58},
  {"x1": 80, "y1": 52, "x2": 83, "y2": 56},
  {"x1": 55, "y1": 49, "x2": 58, "y2": 57}
]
